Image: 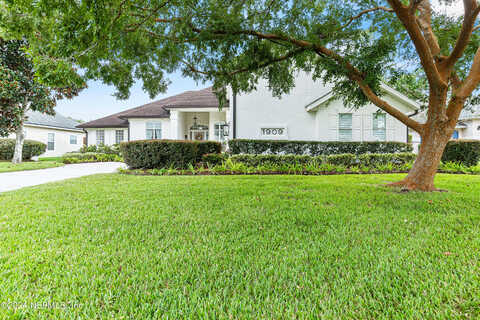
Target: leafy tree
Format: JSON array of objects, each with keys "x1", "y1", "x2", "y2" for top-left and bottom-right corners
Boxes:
[
  {"x1": 2, "y1": 0, "x2": 480, "y2": 190},
  {"x1": 0, "y1": 38, "x2": 84, "y2": 163}
]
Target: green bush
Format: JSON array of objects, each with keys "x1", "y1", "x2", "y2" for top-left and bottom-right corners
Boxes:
[
  {"x1": 228, "y1": 153, "x2": 416, "y2": 169},
  {"x1": 358, "y1": 153, "x2": 417, "y2": 167},
  {"x1": 325, "y1": 154, "x2": 356, "y2": 167},
  {"x1": 62, "y1": 152, "x2": 122, "y2": 164},
  {"x1": 230, "y1": 154, "x2": 318, "y2": 167},
  {"x1": 79, "y1": 144, "x2": 121, "y2": 155},
  {"x1": 442, "y1": 140, "x2": 480, "y2": 167},
  {"x1": 228, "y1": 139, "x2": 413, "y2": 155},
  {"x1": 120, "y1": 140, "x2": 221, "y2": 169},
  {"x1": 202, "y1": 153, "x2": 228, "y2": 166},
  {"x1": 0, "y1": 139, "x2": 47, "y2": 160},
  {"x1": 79, "y1": 145, "x2": 98, "y2": 153}
]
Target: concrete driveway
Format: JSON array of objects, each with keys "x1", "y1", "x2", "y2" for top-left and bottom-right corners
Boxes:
[{"x1": 0, "y1": 162, "x2": 126, "y2": 193}]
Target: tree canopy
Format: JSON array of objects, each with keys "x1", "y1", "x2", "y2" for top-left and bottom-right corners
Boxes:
[
  {"x1": 2, "y1": 0, "x2": 480, "y2": 190},
  {"x1": 0, "y1": 39, "x2": 85, "y2": 137},
  {"x1": 1, "y1": 1, "x2": 477, "y2": 109}
]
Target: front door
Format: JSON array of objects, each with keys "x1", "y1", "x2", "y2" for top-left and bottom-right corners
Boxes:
[{"x1": 190, "y1": 130, "x2": 209, "y2": 141}]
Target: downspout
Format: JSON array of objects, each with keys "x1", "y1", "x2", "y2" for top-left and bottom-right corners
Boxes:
[
  {"x1": 407, "y1": 109, "x2": 420, "y2": 143},
  {"x1": 127, "y1": 120, "x2": 131, "y2": 141},
  {"x1": 233, "y1": 91, "x2": 237, "y2": 139}
]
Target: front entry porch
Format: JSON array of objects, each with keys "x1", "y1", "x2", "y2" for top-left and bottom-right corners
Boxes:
[{"x1": 169, "y1": 109, "x2": 230, "y2": 142}]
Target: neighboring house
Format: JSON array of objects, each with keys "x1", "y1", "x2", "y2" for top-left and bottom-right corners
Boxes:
[
  {"x1": 454, "y1": 106, "x2": 480, "y2": 140},
  {"x1": 78, "y1": 72, "x2": 420, "y2": 145},
  {"x1": 8, "y1": 111, "x2": 85, "y2": 157},
  {"x1": 409, "y1": 106, "x2": 480, "y2": 152}
]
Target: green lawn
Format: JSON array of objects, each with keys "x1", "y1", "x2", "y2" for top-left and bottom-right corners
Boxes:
[
  {"x1": 0, "y1": 174, "x2": 479, "y2": 319},
  {"x1": 37, "y1": 157, "x2": 63, "y2": 162},
  {"x1": 0, "y1": 161, "x2": 63, "y2": 173}
]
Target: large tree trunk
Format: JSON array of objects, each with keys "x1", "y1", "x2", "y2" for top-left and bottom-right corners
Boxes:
[
  {"x1": 12, "y1": 122, "x2": 25, "y2": 164},
  {"x1": 389, "y1": 121, "x2": 453, "y2": 192}
]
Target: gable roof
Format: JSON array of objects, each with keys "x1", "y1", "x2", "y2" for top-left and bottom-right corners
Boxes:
[
  {"x1": 460, "y1": 105, "x2": 480, "y2": 120},
  {"x1": 25, "y1": 110, "x2": 83, "y2": 132},
  {"x1": 305, "y1": 84, "x2": 421, "y2": 112},
  {"x1": 77, "y1": 87, "x2": 219, "y2": 128}
]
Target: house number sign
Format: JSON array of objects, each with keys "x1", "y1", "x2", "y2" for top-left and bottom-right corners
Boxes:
[{"x1": 261, "y1": 128, "x2": 285, "y2": 136}]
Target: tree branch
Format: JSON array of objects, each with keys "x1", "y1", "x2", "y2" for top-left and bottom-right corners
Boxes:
[
  {"x1": 444, "y1": 0, "x2": 480, "y2": 68},
  {"x1": 387, "y1": 0, "x2": 446, "y2": 89},
  {"x1": 181, "y1": 47, "x2": 307, "y2": 76},
  {"x1": 339, "y1": 6, "x2": 393, "y2": 30},
  {"x1": 455, "y1": 47, "x2": 480, "y2": 98},
  {"x1": 311, "y1": 46, "x2": 424, "y2": 133},
  {"x1": 155, "y1": 17, "x2": 424, "y2": 133},
  {"x1": 415, "y1": 0, "x2": 441, "y2": 56}
]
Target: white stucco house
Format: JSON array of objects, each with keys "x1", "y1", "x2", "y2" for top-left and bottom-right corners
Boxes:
[
  {"x1": 7, "y1": 111, "x2": 85, "y2": 157},
  {"x1": 78, "y1": 73, "x2": 421, "y2": 145}
]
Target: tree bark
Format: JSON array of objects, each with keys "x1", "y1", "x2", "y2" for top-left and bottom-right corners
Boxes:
[
  {"x1": 12, "y1": 121, "x2": 25, "y2": 164},
  {"x1": 389, "y1": 121, "x2": 454, "y2": 192}
]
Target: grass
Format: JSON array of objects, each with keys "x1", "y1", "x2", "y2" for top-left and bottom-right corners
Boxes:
[
  {"x1": 37, "y1": 157, "x2": 63, "y2": 162},
  {"x1": 0, "y1": 174, "x2": 479, "y2": 319},
  {"x1": 0, "y1": 160, "x2": 63, "y2": 173}
]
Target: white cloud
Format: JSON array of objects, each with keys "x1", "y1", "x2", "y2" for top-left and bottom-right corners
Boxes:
[{"x1": 431, "y1": 0, "x2": 465, "y2": 17}]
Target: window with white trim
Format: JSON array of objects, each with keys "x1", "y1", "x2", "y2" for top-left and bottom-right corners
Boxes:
[
  {"x1": 70, "y1": 135, "x2": 77, "y2": 144},
  {"x1": 146, "y1": 122, "x2": 162, "y2": 139},
  {"x1": 115, "y1": 130, "x2": 124, "y2": 144},
  {"x1": 372, "y1": 113, "x2": 386, "y2": 141},
  {"x1": 96, "y1": 130, "x2": 105, "y2": 146},
  {"x1": 47, "y1": 133, "x2": 55, "y2": 151},
  {"x1": 338, "y1": 113, "x2": 352, "y2": 141}
]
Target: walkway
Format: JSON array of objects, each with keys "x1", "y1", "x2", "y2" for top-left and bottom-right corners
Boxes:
[{"x1": 0, "y1": 162, "x2": 126, "y2": 193}]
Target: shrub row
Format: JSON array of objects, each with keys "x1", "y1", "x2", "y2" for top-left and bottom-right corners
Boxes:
[
  {"x1": 442, "y1": 140, "x2": 480, "y2": 167},
  {"x1": 203, "y1": 152, "x2": 416, "y2": 168},
  {"x1": 79, "y1": 144, "x2": 121, "y2": 155},
  {"x1": 0, "y1": 139, "x2": 46, "y2": 160},
  {"x1": 62, "y1": 152, "x2": 122, "y2": 164},
  {"x1": 120, "y1": 140, "x2": 221, "y2": 169},
  {"x1": 228, "y1": 139, "x2": 413, "y2": 155}
]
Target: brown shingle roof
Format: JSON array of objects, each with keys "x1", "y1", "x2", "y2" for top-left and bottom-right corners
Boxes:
[{"x1": 77, "y1": 87, "x2": 219, "y2": 129}]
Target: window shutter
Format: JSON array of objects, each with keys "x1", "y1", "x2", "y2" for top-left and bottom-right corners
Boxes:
[
  {"x1": 328, "y1": 113, "x2": 338, "y2": 140},
  {"x1": 386, "y1": 115, "x2": 396, "y2": 141},
  {"x1": 338, "y1": 113, "x2": 352, "y2": 141},
  {"x1": 352, "y1": 114, "x2": 361, "y2": 141}
]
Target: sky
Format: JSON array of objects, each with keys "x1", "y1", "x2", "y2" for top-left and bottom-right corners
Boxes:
[
  {"x1": 56, "y1": 72, "x2": 212, "y2": 122},
  {"x1": 56, "y1": 1, "x2": 466, "y2": 122}
]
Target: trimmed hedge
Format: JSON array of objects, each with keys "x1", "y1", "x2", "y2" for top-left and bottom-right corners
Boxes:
[
  {"x1": 0, "y1": 139, "x2": 46, "y2": 160},
  {"x1": 62, "y1": 152, "x2": 122, "y2": 164},
  {"x1": 230, "y1": 154, "x2": 317, "y2": 167},
  {"x1": 121, "y1": 140, "x2": 221, "y2": 169},
  {"x1": 359, "y1": 153, "x2": 417, "y2": 166},
  {"x1": 442, "y1": 140, "x2": 480, "y2": 167},
  {"x1": 202, "y1": 153, "x2": 228, "y2": 166},
  {"x1": 78, "y1": 144, "x2": 121, "y2": 155},
  {"x1": 228, "y1": 139, "x2": 413, "y2": 155},
  {"x1": 325, "y1": 154, "x2": 356, "y2": 167},
  {"x1": 228, "y1": 153, "x2": 416, "y2": 168}
]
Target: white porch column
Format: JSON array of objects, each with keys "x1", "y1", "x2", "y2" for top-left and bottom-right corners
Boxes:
[
  {"x1": 170, "y1": 110, "x2": 180, "y2": 140},
  {"x1": 225, "y1": 107, "x2": 232, "y2": 140}
]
